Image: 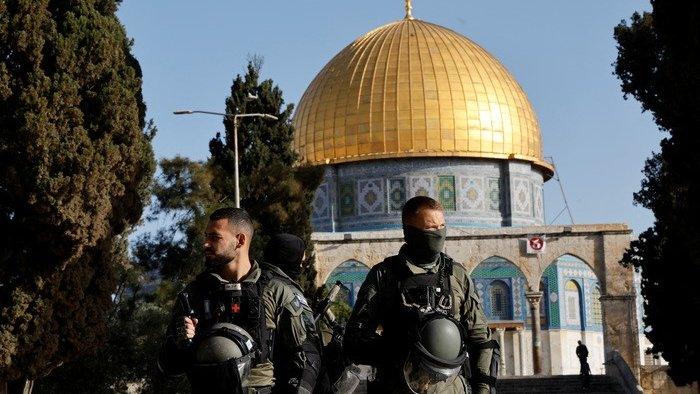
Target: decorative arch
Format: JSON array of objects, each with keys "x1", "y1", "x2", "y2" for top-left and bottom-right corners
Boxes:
[
  {"x1": 471, "y1": 256, "x2": 527, "y2": 322},
  {"x1": 324, "y1": 260, "x2": 370, "y2": 307},
  {"x1": 540, "y1": 254, "x2": 600, "y2": 331},
  {"x1": 550, "y1": 252, "x2": 601, "y2": 283}
]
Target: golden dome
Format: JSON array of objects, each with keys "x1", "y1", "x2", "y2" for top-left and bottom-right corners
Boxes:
[{"x1": 293, "y1": 18, "x2": 554, "y2": 176}]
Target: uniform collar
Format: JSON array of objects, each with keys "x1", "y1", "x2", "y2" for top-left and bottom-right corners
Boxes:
[
  {"x1": 405, "y1": 259, "x2": 440, "y2": 274},
  {"x1": 398, "y1": 244, "x2": 441, "y2": 274},
  {"x1": 203, "y1": 260, "x2": 261, "y2": 284},
  {"x1": 261, "y1": 262, "x2": 303, "y2": 289},
  {"x1": 241, "y1": 260, "x2": 261, "y2": 283}
]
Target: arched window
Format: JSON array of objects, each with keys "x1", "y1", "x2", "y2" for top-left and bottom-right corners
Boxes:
[
  {"x1": 565, "y1": 280, "x2": 583, "y2": 329},
  {"x1": 591, "y1": 286, "x2": 602, "y2": 325},
  {"x1": 325, "y1": 260, "x2": 370, "y2": 307},
  {"x1": 489, "y1": 280, "x2": 511, "y2": 320}
]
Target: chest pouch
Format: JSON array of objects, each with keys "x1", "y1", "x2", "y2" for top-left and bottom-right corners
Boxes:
[
  {"x1": 399, "y1": 262, "x2": 454, "y2": 319},
  {"x1": 209, "y1": 282, "x2": 261, "y2": 326}
]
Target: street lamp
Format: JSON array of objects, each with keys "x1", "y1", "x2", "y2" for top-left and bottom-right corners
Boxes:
[{"x1": 173, "y1": 109, "x2": 279, "y2": 208}]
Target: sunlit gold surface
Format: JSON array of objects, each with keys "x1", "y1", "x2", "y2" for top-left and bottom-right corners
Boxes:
[{"x1": 293, "y1": 18, "x2": 553, "y2": 176}]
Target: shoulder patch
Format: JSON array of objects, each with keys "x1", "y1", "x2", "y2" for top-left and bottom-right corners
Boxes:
[
  {"x1": 283, "y1": 292, "x2": 308, "y2": 317},
  {"x1": 292, "y1": 292, "x2": 309, "y2": 308}
]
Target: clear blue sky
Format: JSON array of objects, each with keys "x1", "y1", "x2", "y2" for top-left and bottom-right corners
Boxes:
[{"x1": 117, "y1": 0, "x2": 656, "y2": 234}]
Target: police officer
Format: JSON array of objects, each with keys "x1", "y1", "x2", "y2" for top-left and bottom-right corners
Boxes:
[
  {"x1": 158, "y1": 208, "x2": 274, "y2": 393},
  {"x1": 261, "y1": 233, "x2": 327, "y2": 394},
  {"x1": 344, "y1": 196, "x2": 500, "y2": 394}
]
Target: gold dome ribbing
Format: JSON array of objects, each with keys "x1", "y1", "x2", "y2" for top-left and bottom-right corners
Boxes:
[{"x1": 293, "y1": 18, "x2": 553, "y2": 176}]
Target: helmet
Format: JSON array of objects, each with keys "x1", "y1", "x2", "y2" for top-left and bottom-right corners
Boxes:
[
  {"x1": 189, "y1": 323, "x2": 258, "y2": 392},
  {"x1": 403, "y1": 314, "x2": 468, "y2": 393}
]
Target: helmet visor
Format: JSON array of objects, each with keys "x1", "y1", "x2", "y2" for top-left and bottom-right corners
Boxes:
[
  {"x1": 403, "y1": 353, "x2": 461, "y2": 393},
  {"x1": 237, "y1": 353, "x2": 254, "y2": 387}
]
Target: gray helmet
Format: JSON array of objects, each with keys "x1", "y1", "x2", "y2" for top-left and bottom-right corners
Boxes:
[
  {"x1": 403, "y1": 314, "x2": 468, "y2": 393},
  {"x1": 193, "y1": 323, "x2": 257, "y2": 387}
]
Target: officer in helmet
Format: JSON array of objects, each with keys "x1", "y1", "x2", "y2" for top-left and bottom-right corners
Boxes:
[
  {"x1": 158, "y1": 208, "x2": 275, "y2": 393},
  {"x1": 261, "y1": 234, "x2": 327, "y2": 394},
  {"x1": 344, "y1": 196, "x2": 500, "y2": 394}
]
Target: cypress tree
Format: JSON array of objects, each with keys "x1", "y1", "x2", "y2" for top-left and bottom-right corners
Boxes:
[
  {"x1": 614, "y1": 1, "x2": 700, "y2": 385},
  {"x1": 0, "y1": 0, "x2": 155, "y2": 388},
  {"x1": 210, "y1": 60, "x2": 324, "y2": 294}
]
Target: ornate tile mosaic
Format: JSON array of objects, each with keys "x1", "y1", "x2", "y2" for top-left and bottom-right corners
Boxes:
[
  {"x1": 487, "y1": 178, "x2": 501, "y2": 211},
  {"x1": 542, "y1": 263, "x2": 560, "y2": 328},
  {"x1": 358, "y1": 178, "x2": 385, "y2": 215},
  {"x1": 438, "y1": 176, "x2": 456, "y2": 211},
  {"x1": 409, "y1": 176, "x2": 435, "y2": 198},
  {"x1": 459, "y1": 177, "x2": 485, "y2": 211},
  {"x1": 338, "y1": 181, "x2": 356, "y2": 217},
  {"x1": 512, "y1": 276, "x2": 523, "y2": 318},
  {"x1": 312, "y1": 183, "x2": 330, "y2": 220},
  {"x1": 388, "y1": 178, "x2": 407, "y2": 212},
  {"x1": 512, "y1": 178, "x2": 531, "y2": 215},
  {"x1": 533, "y1": 184, "x2": 543, "y2": 221},
  {"x1": 312, "y1": 157, "x2": 546, "y2": 232},
  {"x1": 471, "y1": 257, "x2": 527, "y2": 321}
]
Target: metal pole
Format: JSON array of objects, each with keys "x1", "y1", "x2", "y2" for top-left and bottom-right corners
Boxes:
[
  {"x1": 173, "y1": 110, "x2": 277, "y2": 209},
  {"x1": 234, "y1": 116, "x2": 240, "y2": 208}
]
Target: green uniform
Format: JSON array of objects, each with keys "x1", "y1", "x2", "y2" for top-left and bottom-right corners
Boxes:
[
  {"x1": 261, "y1": 263, "x2": 324, "y2": 394},
  {"x1": 158, "y1": 261, "x2": 324, "y2": 393},
  {"x1": 344, "y1": 252, "x2": 498, "y2": 394}
]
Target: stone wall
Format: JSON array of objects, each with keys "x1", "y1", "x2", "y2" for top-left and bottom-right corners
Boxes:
[{"x1": 640, "y1": 366, "x2": 699, "y2": 394}]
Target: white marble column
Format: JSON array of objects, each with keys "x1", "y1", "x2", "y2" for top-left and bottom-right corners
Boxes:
[
  {"x1": 496, "y1": 328, "x2": 507, "y2": 376},
  {"x1": 517, "y1": 328, "x2": 526, "y2": 375}
]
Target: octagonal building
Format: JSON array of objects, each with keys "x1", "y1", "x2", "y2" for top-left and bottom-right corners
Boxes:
[
  {"x1": 295, "y1": 17, "x2": 554, "y2": 231},
  {"x1": 293, "y1": 7, "x2": 642, "y2": 380}
]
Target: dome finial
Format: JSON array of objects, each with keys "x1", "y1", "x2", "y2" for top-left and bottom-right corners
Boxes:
[{"x1": 404, "y1": 0, "x2": 414, "y2": 20}]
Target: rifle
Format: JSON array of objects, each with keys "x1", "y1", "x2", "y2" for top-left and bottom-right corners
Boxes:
[{"x1": 314, "y1": 282, "x2": 372, "y2": 392}]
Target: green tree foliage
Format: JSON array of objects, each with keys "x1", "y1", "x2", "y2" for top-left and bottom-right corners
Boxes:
[
  {"x1": 0, "y1": 0, "x2": 155, "y2": 383},
  {"x1": 210, "y1": 61, "x2": 324, "y2": 294},
  {"x1": 36, "y1": 60, "x2": 324, "y2": 391},
  {"x1": 614, "y1": 1, "x2": 700, "y2": 385},
  {"x1": 37, "y1": 157, "x2": 212, "y2": 393},
  {"x1": 35, "y1": 258, "x2": 184, "y2": 394}
]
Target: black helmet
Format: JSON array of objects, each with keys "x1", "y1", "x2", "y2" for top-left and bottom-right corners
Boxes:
[
  {"x1": 403, "y1": 314, "x2": 468, "y2": 393},
  {"x1": 189, "y1": 323, "x2": 257, "y2": 393}
]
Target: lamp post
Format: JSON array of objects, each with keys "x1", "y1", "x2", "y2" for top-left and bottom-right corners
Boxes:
[{"x1": 173, "y1": 110, "x2": 278, "y2": 208}]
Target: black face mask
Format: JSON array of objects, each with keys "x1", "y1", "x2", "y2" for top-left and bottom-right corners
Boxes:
[
  {"x1": 264, "y1": 233, "x2": 305, "y2": 281},
  {"x1": 402, "y1": 225, "x2": 447, "y2": 266},
  {"x1": 283, "y1": 265, "x2": 304, "y2": 282}
]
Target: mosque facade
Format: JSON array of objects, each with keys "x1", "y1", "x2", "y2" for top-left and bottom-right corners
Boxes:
[{"x1": 292, "y1": 4, "x2": 642, "y2": 378}]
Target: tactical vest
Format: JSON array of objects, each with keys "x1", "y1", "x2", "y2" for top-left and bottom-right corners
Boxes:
[
  {"x1": 381, "y1": 254, "x2": 457, "y2": 337},
  {"x1": 192, "y1": 270, "x2": 274, "y2": 363}
]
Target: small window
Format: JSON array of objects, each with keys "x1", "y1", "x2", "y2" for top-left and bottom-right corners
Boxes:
[
  {"x1": 565, "y1": 280, "x2": 582, "y2": 328},
  {"x1": 489, "y1": 280, "x2": 511, "y2": 320}
]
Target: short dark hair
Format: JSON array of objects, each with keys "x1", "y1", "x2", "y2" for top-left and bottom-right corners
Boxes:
[
  {"x1": 209, "y1": 207, "x2": 254, "y2": 236},
  {"x1": 401, "y1": 196, "x2": 443, "y2": 223}
]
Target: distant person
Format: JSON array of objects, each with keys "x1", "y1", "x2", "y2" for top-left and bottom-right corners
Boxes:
[{"x1": 576, "y1": 340, "x2": 591, "y2": 390}]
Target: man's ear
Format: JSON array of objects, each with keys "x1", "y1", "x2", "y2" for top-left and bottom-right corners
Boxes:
[{"x1": 237, "y1": 232, "x2": 248, "y2": 248}]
